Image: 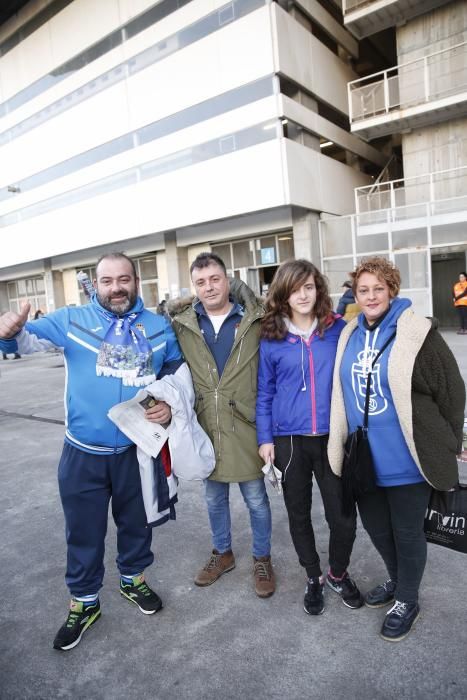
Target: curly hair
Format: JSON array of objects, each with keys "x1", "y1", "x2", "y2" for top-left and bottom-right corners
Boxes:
[
  {"x1": 351, "y1": 257, "x2": 401, "y2": 298},
  {"x1": 261, "y1": 259, "x2": 333, "y2": 339}
]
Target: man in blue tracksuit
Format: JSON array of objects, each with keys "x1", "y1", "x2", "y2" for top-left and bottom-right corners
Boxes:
[{"x1": 0, "y1": 253, "x2": 183, "y2": 651}]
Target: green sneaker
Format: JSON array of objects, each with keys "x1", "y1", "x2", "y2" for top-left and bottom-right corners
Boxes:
[
  {"x1": 53, "y1": 598, "x2": 101, "y2": 651},
  {"x1": 120, "y1": 574, "x2": 163, "y2": 615}
]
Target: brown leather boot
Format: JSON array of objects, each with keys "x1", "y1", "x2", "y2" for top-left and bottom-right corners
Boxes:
[
  {"x1": 194, "y1": 550, "x2": 235, "y2": 586},
  {"x1": 253, "y1": 556, "x2": 276, "y2": 598}
]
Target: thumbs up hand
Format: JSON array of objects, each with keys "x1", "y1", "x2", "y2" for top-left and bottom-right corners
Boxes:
[{"x1": 0, "y1": 301, "x2": 31, "y2": 339}]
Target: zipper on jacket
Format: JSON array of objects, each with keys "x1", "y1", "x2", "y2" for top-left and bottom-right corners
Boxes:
[
  {"x1": 228, "y1": 399, "x2": 236, "y2": 432},
  {"x1": 236, "y1": 336, "x2": 245, "y2": 364},
  {"x1": 307, "y1": 342, "x2": 317, "y2": 434},
  {"x1": 214, "y1": 389, "x2": 221, "y2": 455},
  {"x1": 114, "y1": 377, "x2": 123, "y2": 453}
]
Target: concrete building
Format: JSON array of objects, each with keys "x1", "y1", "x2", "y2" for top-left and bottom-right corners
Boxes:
[
  {"x1": 0, "y1": 0, "x2": 465, "y2": 324},
  {"x1": 320, "y1": 0, "x2": 467, "y2": 323},
  {"x1": 0, "y1": 0, "x2": 384, "y2": 313}
]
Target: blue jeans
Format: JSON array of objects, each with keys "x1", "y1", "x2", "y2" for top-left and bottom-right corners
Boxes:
[{"x1": 204, "y1": 478, "x2": 272, "y2": 558}]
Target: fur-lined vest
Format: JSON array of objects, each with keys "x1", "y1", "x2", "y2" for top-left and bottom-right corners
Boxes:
[{"x1": 328, "y1": 309, "x2": 465, "y2": 490}]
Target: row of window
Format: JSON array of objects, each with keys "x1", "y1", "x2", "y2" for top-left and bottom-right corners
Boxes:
[
  {"x1": 0, "y1": 0, "x2": 192, "y2": 113},
  {"x1": 0, "y1": 75, "x2": 273, "y2": 204},
  {"x1": 0, "y1": 0, "x2": 264, "y2": 146},
  {"x1": 5, "y1": 238, "x2": 295, "y2": 313},
  {"x1": 5, "y1": 255, "x2": 160, "y2": 313},
  {"x1": 212, "y1": 233, "x2": 294, "y2": 272},
  {"x1": 6, "y1": 276, "x2": 46, "y2": 315},
  {"x1": 0, "y1": 120, "x2": 278, "y2": 228}
]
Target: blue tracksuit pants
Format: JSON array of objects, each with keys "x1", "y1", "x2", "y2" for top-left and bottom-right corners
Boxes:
[{"x1": 58, "y1": 442, "x2": 153, "y2": 597}]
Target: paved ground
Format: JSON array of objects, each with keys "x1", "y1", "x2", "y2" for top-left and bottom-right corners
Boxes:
[{"x1": 0, "y1": 332, "x2": 466, "y2": 700}]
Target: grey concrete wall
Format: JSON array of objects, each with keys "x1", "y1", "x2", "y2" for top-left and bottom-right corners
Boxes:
[{"x1": 396, "y1": 1, "x2": 467, "y2": 199}]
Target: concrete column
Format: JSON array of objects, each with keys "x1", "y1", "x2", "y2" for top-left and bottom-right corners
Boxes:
[
  {"x1": 62, "y1": 269, "x2": 81, "y2": 306},
  {"x1": 292, "y1": 209, "x2": 321, "y2": 264},
  {"x1": 43, "y1": 259, "x2": 56, "y2": 312},
  {"x1": 163, "y1": 231, "x2": 190, "y2": 299},
  {"x1": 52, "y1": 270, "x2": 65, "y2": 309},
  {"x1": 345, "y1": 151, "x2": 360, "y2": 171},
  {"x1": 0, "y1": 282, "x2": 9, "y2": 312}
]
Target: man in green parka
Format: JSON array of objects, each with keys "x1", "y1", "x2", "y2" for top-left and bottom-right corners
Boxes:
[{"x1": 171, "y1": 252, "x2": 275, "y2": 598}]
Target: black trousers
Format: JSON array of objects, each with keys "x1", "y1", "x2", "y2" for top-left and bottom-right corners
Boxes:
[
  {"x1": 456, "y1": 306, "x2": 467, "y2": 331},
  {"x1": 274, "y1": 435, "x2": 357, "y2": 579},
  {"x1": 358, "y1": 481, "x2": 431, "y2": 604}
]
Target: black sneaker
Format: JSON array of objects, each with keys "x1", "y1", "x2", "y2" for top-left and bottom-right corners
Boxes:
[
  {"x1": 120, "y1": 573, "x2": 163, "y2": 615},
  {"x1": 381, "y1": 600, "x2": 420, "y2": 642},
  {"x1": 326, "y1": 571, "x2": 363, "y2": 609},
  {"x1": 53, "y1": 598, "x2": 101, "y2": 651},
  {"x1": 303, "y1": 577, "x2": 325, "y2": 616},
  {"x1": 365, "y1": 579, "x2": 396, "y2": 608}
]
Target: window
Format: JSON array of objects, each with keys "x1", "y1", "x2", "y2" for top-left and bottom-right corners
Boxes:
[
  {"x1": 135, "y1": 255, "x2": 159, "y2": 310},
  {"x1": 7, "y1": 277, "x2": 46, "y2": 315},
  {"x1": 212, "y1": 232, "x2": 295, "y2": 275}
]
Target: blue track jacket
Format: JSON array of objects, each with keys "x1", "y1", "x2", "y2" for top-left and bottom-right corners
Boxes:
[
  {"x1": 256, "y1": 316, "x2": 345, "y2": 445},
  {"x1": 0, "y1": 297, "x2": 182, "y2": 454}
]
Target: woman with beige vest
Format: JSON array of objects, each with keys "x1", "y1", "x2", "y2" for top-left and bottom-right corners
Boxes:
[{"x1": 328, "y1": 257, "x2": 464, "y2": 642}]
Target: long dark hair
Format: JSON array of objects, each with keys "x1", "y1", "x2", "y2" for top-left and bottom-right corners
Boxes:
[{"x1": 261, "y1": 259, "x2": 333, "y2": 339}]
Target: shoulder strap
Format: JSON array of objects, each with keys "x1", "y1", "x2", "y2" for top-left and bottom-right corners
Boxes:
[{"x1": 363, "y1": 331, "x2": 397, "y2": 429}]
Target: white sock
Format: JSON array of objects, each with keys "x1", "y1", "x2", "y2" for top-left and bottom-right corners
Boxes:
[{"x1": 74, "y1": 594, "x2": 98, "y2": 603}]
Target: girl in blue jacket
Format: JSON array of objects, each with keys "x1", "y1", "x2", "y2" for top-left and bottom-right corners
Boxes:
[{"x1": 256, "y1": 259, "x2": 363, "y2": 616}]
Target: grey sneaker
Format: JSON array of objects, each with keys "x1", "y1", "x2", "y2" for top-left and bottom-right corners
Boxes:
[{"x1": 326, "y1": 571, "x2": 363, "y2": 609}]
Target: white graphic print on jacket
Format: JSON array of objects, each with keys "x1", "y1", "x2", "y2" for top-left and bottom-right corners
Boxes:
[{"x1": 351, "y1": 327, "x2": 388, "y2": 416}]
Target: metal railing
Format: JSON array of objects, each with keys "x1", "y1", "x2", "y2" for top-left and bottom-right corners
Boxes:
[
  {"x1": 354, "y1": 165, "x2": 467, "y2": 214},
  {"x1": 348, "y1": 41, "x2": 467, "y2": 123}
]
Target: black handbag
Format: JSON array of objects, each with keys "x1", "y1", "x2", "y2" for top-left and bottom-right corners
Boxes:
[
  {"x1": 341, "y1": 332, "x2": 396, "y2": 516},
  {"x1": 424, "y1": 482, "x2": 467, "y2": 554}
]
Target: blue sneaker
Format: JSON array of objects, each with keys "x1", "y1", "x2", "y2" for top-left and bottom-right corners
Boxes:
[
  {"x1": 365, "y1": 579, "x2": 396, "y2": 608},
  {"x1": 381, "y1": 600, "x2": 420, "y2": 642}
]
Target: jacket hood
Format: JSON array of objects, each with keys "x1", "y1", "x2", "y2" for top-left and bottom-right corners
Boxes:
[
  {"x1": 357, "y1": 296, "x2": 411, "y2": 333},
  {"x1": 169, "y1": 278, "x2": 262, "y2": 317}
]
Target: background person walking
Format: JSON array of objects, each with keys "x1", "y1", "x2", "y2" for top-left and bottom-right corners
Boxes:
[{"x1": 453, "y1": 271, "x2": 467, "y2": 334}]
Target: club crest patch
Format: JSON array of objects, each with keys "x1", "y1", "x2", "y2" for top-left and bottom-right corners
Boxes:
[{"x1": 351, "y1": 348, "x2": 388, "y2": 416}]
